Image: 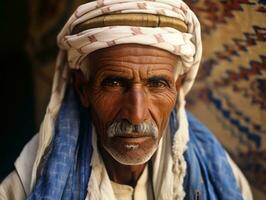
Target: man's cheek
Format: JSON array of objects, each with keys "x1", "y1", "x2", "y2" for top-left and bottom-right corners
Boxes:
[
  {"x1": 91, "y1": 96, "x2": 120, "y2": 135},
  {"x1": 151, "y1": 101, "x2": 175, "y2": 129},
  {"x1": 94, "y1": 90, "x2": 121, "y2": 108}
]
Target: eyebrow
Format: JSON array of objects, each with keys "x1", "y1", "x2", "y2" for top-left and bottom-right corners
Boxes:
[
  {"x1": 97, "y1": 67, "x2": 133, "y2": 78},
  {"x1": 102, "y1": 75, "x2": 130, "y2": 81},
  {"x1": 101, "y1": 74, "x2": 132, "y2": 81},
  {"x1": 102, "y1": 74, "x2": 173, "y2": 82},
  {"x1": 147, "y1": 75, "x2": 173, "y2": 82}
]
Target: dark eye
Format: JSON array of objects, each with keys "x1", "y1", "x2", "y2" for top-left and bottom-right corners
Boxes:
[
  {"x1": 101, "y1": 77, "x2": 128, "y2": 88},
  {"x1": 147, "y1": 78, "x2": 169, "y2": 88}
]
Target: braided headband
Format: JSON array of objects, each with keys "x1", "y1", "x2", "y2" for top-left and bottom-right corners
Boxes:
[{"x1": 72, "y1": 13, "x2": 188, "y2": 34}]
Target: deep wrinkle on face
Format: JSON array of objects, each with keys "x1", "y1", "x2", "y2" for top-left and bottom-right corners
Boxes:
[{"x1": 82, "y1": 44, "x2": 179, "y2": 165}]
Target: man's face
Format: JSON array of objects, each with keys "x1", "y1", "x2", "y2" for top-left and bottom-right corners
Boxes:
[{"x1": 81, "y1": 44, "x2": 179, "y2": 165}]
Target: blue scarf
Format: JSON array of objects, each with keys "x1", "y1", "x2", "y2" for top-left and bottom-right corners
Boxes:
[
  {"x1": 27, "y1": 86, "x2": 92, "y2": 200},
  {"x1": 27, "y1": 85, "x2": 243, "y2": 200}
]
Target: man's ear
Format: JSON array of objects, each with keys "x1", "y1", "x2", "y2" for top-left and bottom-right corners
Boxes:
[
  {"x1": 72, "y1": 70, "x2": 90, "y2": 108},
  {"x1": 175, "y1": 73, "x2": 186, "y2": 91}
]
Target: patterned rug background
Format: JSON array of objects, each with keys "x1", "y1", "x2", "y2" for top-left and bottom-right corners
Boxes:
[{"x1": 27, "y1": 0, "x2": 266, "y2": 199}]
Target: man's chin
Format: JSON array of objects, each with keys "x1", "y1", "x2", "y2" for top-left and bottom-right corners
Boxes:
[{"x1": 103, "y1": 143, "x2": 158, "y2": 165}]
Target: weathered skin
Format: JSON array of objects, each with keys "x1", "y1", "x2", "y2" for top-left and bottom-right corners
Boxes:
[{"x1": 73, "y1": 44, "x2": 182, "y2": 186}]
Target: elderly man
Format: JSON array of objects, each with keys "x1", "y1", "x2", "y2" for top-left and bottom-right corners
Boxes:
[{"x1": 0, "y1": 0, "x2": 252, "y2": 199}]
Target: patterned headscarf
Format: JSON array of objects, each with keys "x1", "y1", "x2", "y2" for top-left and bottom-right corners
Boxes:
[{"x1": 57, "y1": 0, "x2": 202, "y2": 94}]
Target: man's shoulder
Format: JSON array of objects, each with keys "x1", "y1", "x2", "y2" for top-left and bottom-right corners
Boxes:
[
  {"x1": 0, "y1": 170, "x2": 26, "y2": 200},
  {"x1": 0, "y1": 134, "x2": 38, "y2": 200},
  {"x1": 184, "y1": 112, "x2": 246, "y2": 200}
]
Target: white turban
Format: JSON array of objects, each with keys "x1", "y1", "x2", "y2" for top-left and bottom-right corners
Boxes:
[{"x1": 57, "y1": 0, "x2": 202, "y2": 95}]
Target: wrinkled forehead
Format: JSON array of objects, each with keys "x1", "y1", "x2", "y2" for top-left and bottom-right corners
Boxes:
[{"x1": 80, "y1": 44, "x2": 181, "y2": 80}]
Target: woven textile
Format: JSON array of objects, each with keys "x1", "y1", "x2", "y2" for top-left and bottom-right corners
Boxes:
[{"x1": 185, "y1": 0, "x2": 266, "y2": 198}]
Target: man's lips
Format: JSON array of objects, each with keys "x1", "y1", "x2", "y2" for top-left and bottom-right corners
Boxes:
[{"x1": 113, "y1": 135, "x2": 151, "y2": 143}]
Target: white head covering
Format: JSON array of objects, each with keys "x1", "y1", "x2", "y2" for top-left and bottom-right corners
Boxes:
[{"x1": 28, "y1": 0, "x2": 202, "y2": 198}]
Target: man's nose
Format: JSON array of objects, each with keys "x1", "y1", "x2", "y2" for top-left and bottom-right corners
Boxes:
[{"x1": 121, "y1": 86, "x2": 148, "y2": 125}]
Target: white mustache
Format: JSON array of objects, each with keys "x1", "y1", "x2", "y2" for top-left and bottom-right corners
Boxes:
[{"x1": 107, "y1": 119, "x2": 158, "y2": 139}]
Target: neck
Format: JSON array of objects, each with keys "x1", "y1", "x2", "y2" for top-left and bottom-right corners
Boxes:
[{"x1": 99, "y1": 146, "x2": 146, "y2": 187}]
